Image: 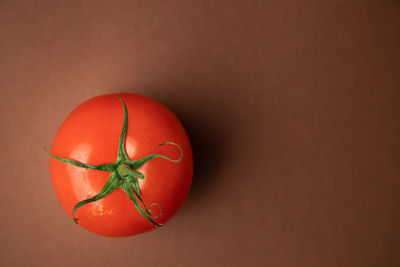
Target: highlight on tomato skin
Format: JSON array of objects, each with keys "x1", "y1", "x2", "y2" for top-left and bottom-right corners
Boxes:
[{"x1": 47, "y1": 93, "x2": 193, "y2": 237}]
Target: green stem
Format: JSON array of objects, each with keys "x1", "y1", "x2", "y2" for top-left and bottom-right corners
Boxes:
[
  {"x1": 117, "y1": 164, "x2": 144, "y2": 179},
  {"x1": 121, "y1": 182, "x2": 162, "y2": 227},
  {"x1": 72, "y1": 172, "x2": 122, "y2": 223}
]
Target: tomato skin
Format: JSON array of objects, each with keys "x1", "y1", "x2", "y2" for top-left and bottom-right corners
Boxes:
[{"x1": 50, "y1": 93, "x2": 193, "y2": 237}]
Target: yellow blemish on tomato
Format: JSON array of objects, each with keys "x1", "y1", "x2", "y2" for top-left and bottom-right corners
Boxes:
[{"x1": 92, "y1": 203, "x2": 112, "y2": 216}]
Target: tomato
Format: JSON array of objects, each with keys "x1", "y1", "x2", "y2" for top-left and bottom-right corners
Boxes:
[{"x1": 48, "y1": 93, "x2": 193, "y2": 237}]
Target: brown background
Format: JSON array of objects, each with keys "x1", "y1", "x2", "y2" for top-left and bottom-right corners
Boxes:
[{"x1": 0, "y1": 1, "x2": 399, "y2": 266}]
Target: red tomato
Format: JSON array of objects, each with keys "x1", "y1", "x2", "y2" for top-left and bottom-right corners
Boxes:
[{"x1": 49, "y1": 93, "x2": 193, "y2": 237}]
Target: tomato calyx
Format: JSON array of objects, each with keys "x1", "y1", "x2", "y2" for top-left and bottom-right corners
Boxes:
[
  {"x1": 45, "y1": 97, "x2": 183, "y2": 227},
  {"x1": 117, "y1": 164, "x2": 144, "y2": 179}
]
